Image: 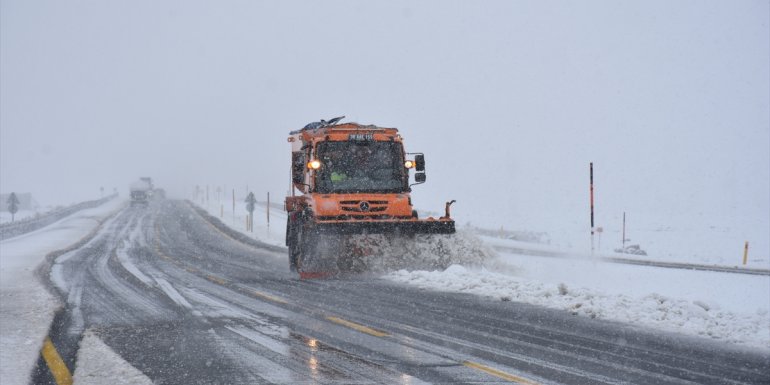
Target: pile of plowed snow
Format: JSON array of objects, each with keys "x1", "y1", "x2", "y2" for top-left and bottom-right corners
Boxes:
[{"x1": 384, "y1": 263, "x2": 770, "y2": 350}]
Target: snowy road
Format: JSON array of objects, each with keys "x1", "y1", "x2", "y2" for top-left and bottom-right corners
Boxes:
[{"x1": 48, "y1": 200, "x2": 769, "y2": 384}]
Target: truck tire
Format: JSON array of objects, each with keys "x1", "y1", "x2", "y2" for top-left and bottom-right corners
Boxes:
[
  {"x1": 288, "y1": 210, "x2": 315, "y2": 273},
  {"x1": 288, "y1": 236, "x2": 299, "y2": 272},
  {"x1": 287, "y1": 217, "x2": 300, "y2": 272},
  {"x1": 297, "y1": 228, "x2": 317, "y2": 272}
]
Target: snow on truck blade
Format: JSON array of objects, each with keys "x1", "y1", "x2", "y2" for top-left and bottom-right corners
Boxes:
[{"x1": 347, "y1": 230, "x2": 497, "y2": 273}]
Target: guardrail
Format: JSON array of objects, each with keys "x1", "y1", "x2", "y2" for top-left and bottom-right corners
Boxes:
[
  {"x1": 186, "y1": 200, "x2": 286, "y2": 253},
  {"x1": 0, "y1": 194, "x2": 118, "y2": 241},
  {"x1": 493, "y1": 244, "x2": 770, "y2": 276}
]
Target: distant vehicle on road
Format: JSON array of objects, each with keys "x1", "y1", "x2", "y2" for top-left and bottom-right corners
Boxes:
[{"x1": 129, "y1": 179, "x2": 152, "y2": 206}]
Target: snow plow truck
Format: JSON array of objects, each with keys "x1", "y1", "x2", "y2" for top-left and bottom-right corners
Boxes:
[{"x1": 285, "y1": 116, "x2": 458, "y2": 276}]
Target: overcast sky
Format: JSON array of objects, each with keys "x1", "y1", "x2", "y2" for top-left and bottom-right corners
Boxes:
[{"x1": 1, "y1": 1, "x2": 768, "y2": 243}]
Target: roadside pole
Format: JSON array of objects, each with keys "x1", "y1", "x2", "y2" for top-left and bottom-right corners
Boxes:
[
  {"x1": 590, "y1": 162, "x2": 595, "y2": 255},
  {"x1": 743, "y1": 241, "x2": 749, "y2": 265}
]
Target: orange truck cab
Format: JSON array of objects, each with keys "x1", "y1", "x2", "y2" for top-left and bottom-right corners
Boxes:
[{"x1": 284, "y1": 116, "x2": 455, "y2": 272}]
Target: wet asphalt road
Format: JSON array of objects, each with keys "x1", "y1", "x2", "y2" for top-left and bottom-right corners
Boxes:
[{"x1": 48, "y1": 200, "x2": 770, "y2": 384}]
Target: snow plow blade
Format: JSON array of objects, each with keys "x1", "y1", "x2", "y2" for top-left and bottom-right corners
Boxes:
[{"x1": 311, "y1": 219, "x2": 455, "y2": 236}]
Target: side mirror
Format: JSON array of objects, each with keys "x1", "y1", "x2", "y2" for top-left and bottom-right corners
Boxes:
[
  {"x1": 291, "y1": 152, "x2": 305, "y2": 184},
  {"x1": 415, "y1": 172, "x2": 426, "y2": 183},
  {"x1": 415, "y1": 154, "x2": 425, "y2": 171}
]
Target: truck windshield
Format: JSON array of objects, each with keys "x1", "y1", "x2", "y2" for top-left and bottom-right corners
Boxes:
[{"x1": 315, "y1": 141, "x2": 407, "y2": 193}]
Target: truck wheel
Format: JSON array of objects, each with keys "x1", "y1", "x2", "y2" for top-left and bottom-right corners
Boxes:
[
  {"x1": 288, "y1": 240, "x2": 299, "y2": 272},
  {"x1": 287, "y1": 220, "x2": 300, "y2": 272},
  {"x1": 297, "y1": 229, "x2": 316, "y2": 272}
]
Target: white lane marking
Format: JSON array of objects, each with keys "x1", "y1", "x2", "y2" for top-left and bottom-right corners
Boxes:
[
  {"x1": 224, "y1": 325, "x2": 288, "y2": 356},
  {"x1": 153, "y1": 277, "x2": 202, "y2": 317},
  {"x1": 180, "y1": 287, "x2": 262, "y2": 320},
  {"x1": 116, "y1": 240, "x2": 153, "y2": 285}
]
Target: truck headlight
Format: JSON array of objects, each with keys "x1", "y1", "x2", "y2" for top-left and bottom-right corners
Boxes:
[{"x1": 307, "y1": 160, "x2": 321, "y2": 170}]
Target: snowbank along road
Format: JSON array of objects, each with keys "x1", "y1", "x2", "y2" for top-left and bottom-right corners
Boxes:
[
  {"x1": 43, "y1": 199, "x2": 769, "y2": 384},
  {"x1": 0, "y1": 197, "x2": 125, "y2": 385}
]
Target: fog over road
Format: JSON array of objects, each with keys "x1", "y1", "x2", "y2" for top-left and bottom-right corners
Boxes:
[{"x1": 48, "y1": 200, "x2": 769, "y2": 384}]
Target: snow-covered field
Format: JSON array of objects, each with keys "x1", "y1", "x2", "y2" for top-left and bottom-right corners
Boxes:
[
  {"x1": 517, "y1": 222, "x2": 769, "y2": 269},
  {"x1": 0, "y1": 205, "x2": 72, "y2": 224},
  {"x1": 0, "y1": 198, "x2": 143, "y2": 385},
  {"x1": 201, "y1": 197, "x2": 770, "y2": 351},
  {"x1": 0, "y1": 210, "x2": 39, "y2": 224}
]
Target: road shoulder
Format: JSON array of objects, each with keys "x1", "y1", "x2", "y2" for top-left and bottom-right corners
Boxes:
[
  {"x1": 0, "y1": 198, "x2": 124, "y2": 385},
  {"x1": 73, "y1": 330, "x2": 153, "y2": 385}
]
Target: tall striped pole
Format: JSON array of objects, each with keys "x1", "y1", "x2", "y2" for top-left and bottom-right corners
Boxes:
[{"x1": 590, "y1": 163, "x2": 595, "y2": 254}]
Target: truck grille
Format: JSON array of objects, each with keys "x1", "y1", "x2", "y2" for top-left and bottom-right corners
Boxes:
[{"x1": 339, "y1": 200, "x2": 388, "y2": 213}]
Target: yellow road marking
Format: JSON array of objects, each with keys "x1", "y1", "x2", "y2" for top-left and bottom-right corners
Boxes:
[
  {"x1": 206, "y1": 275, "x2": 227, "y2": 285},
  {"x1": 41, "y1": 337, "x2": 73, "y2": 385},
  {"x1": 463, "y1": 361, "x2": 540, "y2": 384},
  {"x1": 248, "y1": 289, "x2": 288, "y2": 304},
  {"x1": 325, "y1": 316, "x2": 389, "y2": 337}
]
